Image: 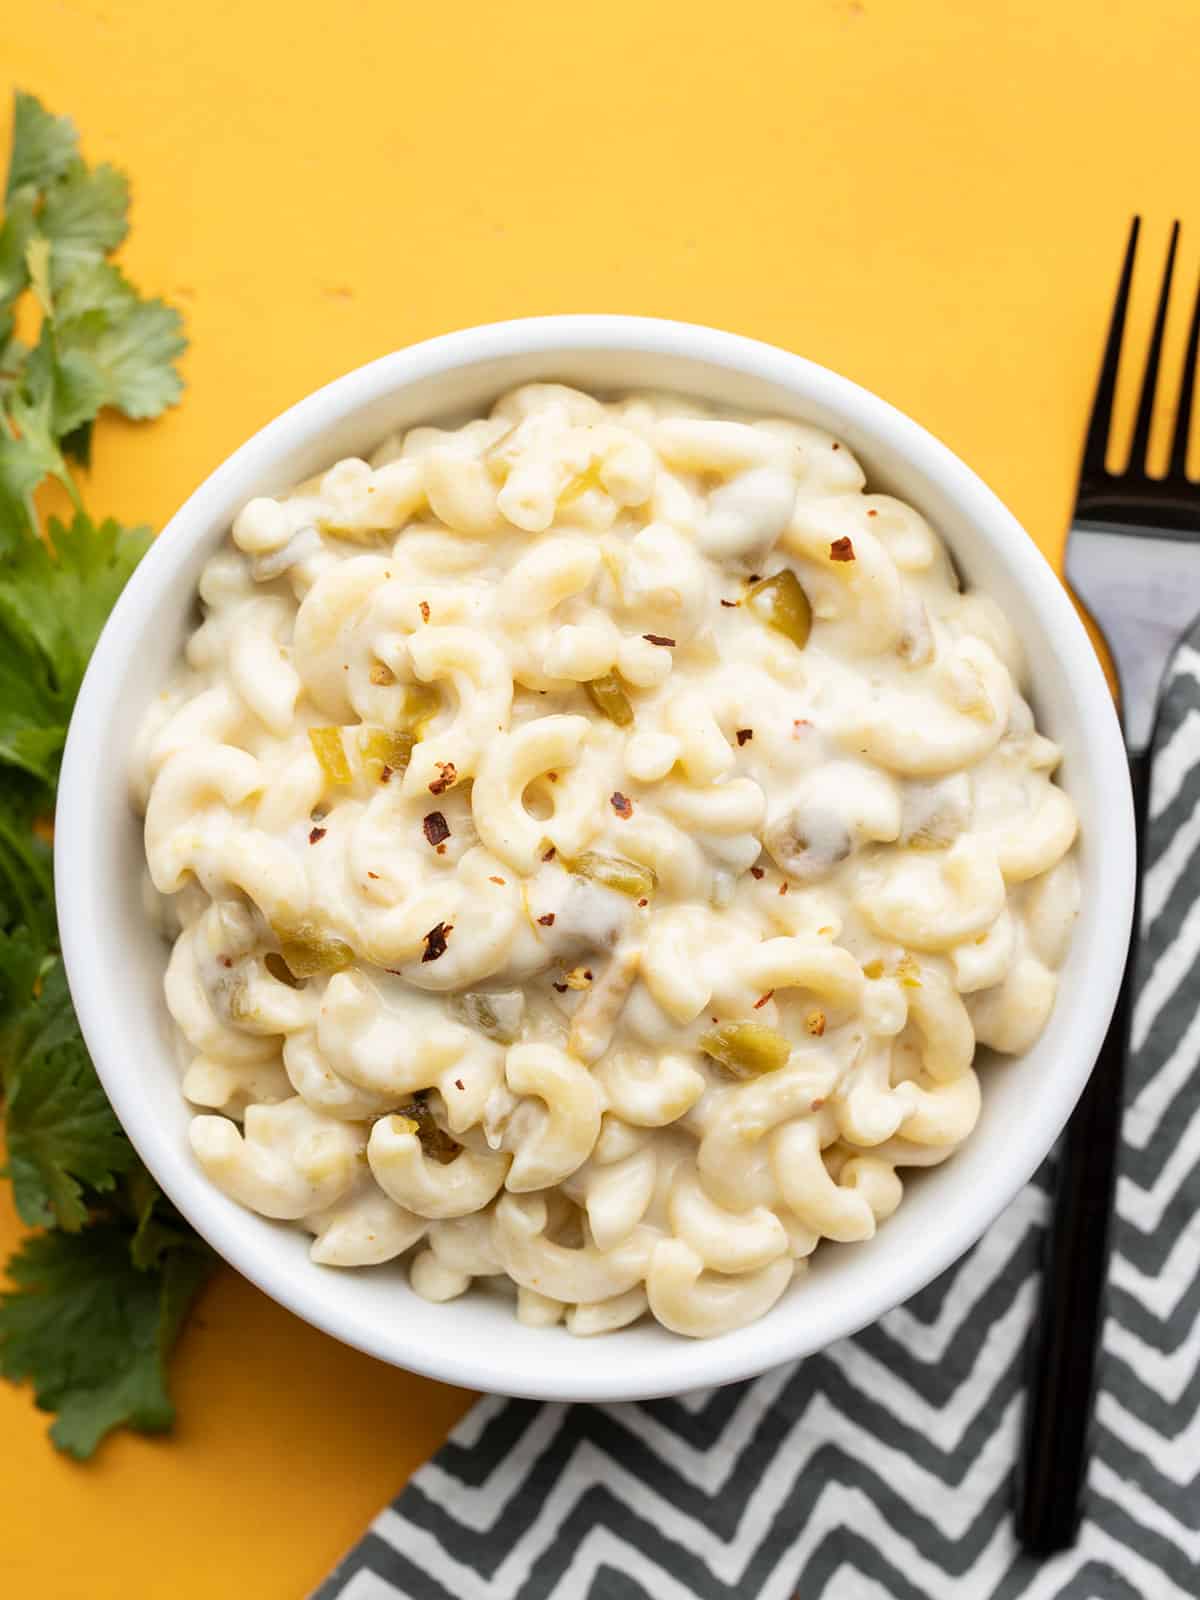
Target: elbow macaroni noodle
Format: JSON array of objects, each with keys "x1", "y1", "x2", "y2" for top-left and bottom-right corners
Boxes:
[{"x1": 135, "y1": 383, "x2": 1079, "y2": 1339}]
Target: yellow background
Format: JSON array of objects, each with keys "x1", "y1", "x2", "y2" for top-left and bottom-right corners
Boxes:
[{"x1": 3, "y1": 1, "x2": 1197, "y2": 1593}]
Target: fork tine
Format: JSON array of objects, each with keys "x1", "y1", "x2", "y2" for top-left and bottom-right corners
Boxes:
[
  {"x1": 1168, "y1": 263, "x2": 1200, "y2": 480},
  {"x1": 1082, "y1": 218, "x2": 1140, "y2": 481},
  {"x1": 1128, "y1": 220, "x2": 1180, "y2": 471}
]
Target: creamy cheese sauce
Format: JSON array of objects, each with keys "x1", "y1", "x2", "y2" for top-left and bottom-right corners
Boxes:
[{"x1": 134, "y1": 383, "x2": 1079, "y2": 1338}]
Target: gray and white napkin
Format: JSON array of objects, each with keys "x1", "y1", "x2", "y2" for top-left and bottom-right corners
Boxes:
[{"x1": 313, "y1": 631, "x2": 1200, "y2": 1600}]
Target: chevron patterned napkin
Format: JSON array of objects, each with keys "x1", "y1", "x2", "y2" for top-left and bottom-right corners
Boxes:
[{"x1": 312, "y1": 630, "x2": 1200, "y2": 1600}]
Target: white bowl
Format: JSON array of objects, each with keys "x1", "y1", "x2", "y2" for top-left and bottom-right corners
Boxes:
[{"x1": 56, "y1": 316, "x2": 1134, "y2": 1401}]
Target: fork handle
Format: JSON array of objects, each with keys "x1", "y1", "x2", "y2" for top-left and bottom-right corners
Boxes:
[{"x1": 1015, "y1": 747, "x2": 1149, "y2": 1552}]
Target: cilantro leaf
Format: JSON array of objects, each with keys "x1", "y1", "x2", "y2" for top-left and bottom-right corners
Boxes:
[
  {"x1": 0, "y1": 189, "x2": 36, "y2": 309},
  {"x1": 0, "y1": 925, "x2": 44, "y2": 1019},
  {"x1": 41, "y1": 161, "x2": 130, "y2": 286},
  {"x1": 44, "y1": 343, "x2": 109, "y2": 439},
  {"x1": 2, "y1": 960, "x2": 134, "y2": 1229},
  {"x1": 0, "y1": 611, "x2": 69, "y2": 782},
  {"x1": 35, "y1": 267, "x2": 140, "y2": 454},
  {"x1": 5, "y1": 93, "x2": 78, "y2": 203},
  {"x1": 0, "y1": 770, "x2": 53, "y2": 946},
  {"x1": 0, "y1": 430, "x2": 45, "y2": 544},
  {"x1": 0, "y1": 89, "x2": 202, "y2": 1460},
  {"x1": 0, "y1": 702, "x2": 65, "y2": 784},
  {"x1": 124, "y1": 1169, "x2": 202, "y2": 1273},
  {"x1": 9, "y1": 315, "x2": 108, "y2": 445},
  {"x1": 0, "y1": 510, "x2": 150, "y2": 782},
  {"x1": 1, "y1": 509, "x2": 151, "y2": 680},
  {"x1": 0, "y1": 327, "x2": 29, "y2": 405},
  {"x1": 4, "y1": 329, "x2": 73, "y2": 494},
  {"x1": 0, "y1": 1225, "x2": 214, "y2": 1459},
  {"x1": 1, "y1": 93, "x2": 185, "y2": 480},
  {"x1": 51, "y1": 258, "x2": 138, "y2": 322},
  {"x1": 57, "y1": 297, "x2": 185, "y2": 420},
  {"x1": 24, "y1": 235, "x2": 52, "y2": 315}
]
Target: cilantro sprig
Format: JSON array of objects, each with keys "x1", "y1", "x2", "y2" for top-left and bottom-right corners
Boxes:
[{"x1": 0, "y1": 91, "x2": 212, "y2": 1458}]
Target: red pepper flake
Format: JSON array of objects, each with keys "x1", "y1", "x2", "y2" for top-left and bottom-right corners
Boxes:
[
  {"x1": 867, "y1": 509, "x2": 878, "y2": 518},
  {"x1": 719, "y1": 598, "x2": 738, "y2": 608},
  {"x1": 829, "y1": 537, "x2": 855, "y2": 562},
  {"x1": 428, "y1": 761, "x2": 457, "y2": 795},
  {"x1": 308, "y1": 826, "x2": 327, "y2": 845},
  {"x1": 419, "y1": 600, "x2": 431, "y2": 622},
  {"x1": 810, "y1": 1097, "x2": 825, "y2": 1111},
  {"x1": 436, "y1": 843, "x2": 446, "y2": 855},
  {"x1": 455, "y1": 1078, "x2": 465, "y2": 1091},
  {"x1": 547, "y1": 771, "x2": 558, "y2": 783},
  {"x1": 537, "y1": 913, "x2": 556, "y2": 926},
  {"x1": 610, "y1": 792, "x2": 633, "y2": 818},
  {"x1": 489, "y1": 875, "x2": 506, "y2": 885},
  {"x1": 637, "y1": 897, "x2": 649, "y2": 907},
  {"x1": 421, "y1": 922, "x2": 453, "y2": 962},
  {"x1": 643, "y1": 633, "x2": 676, "y2": 647},
  {"x1": 380, "y1": 765, "x2": 393, "y2": 784},
  {"x1": 422, "y1": 811, "x2": 451, "y2": 847},
  {"x1": 831, "y1": 442, "x2": 841, "y2": 450},
  {"x1": 736, "y1": 728, "x2": 753, "y2": 746},
  {"x1": 552, "y1": 981, "x2": 568, "y2": 993},
  {"x1": 753, "y1": 990, "x2": 774, "y2": 1010},
  {"x1": 542, "y1": 845, "x2": 556, "y2": 861},
  {"x1": 750, "y1": 866, "x2": 765, "y2": 880},
  {"x1": 779, "y1": 881, "x2": 790, "y2": 896},
  {"x1": 367, "y1": 871, "x2": 380, "y2": 880},
  {"x1": 219, "y1": 955, "x2": 233, "y2": 969}
]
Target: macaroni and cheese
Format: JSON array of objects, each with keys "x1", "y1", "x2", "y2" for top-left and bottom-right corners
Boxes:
[{"x1": 134, "y1": 383, "x2": 1079, "y2": 1338}]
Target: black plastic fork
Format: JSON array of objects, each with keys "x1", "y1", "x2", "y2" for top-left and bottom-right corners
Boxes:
[
  {"x1": 1016, "y1": 219, "x2": 1200, "y2": 1552},
  {"x1": 1075, "y1": 220, "x2": 1200, "y2": 535}
]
